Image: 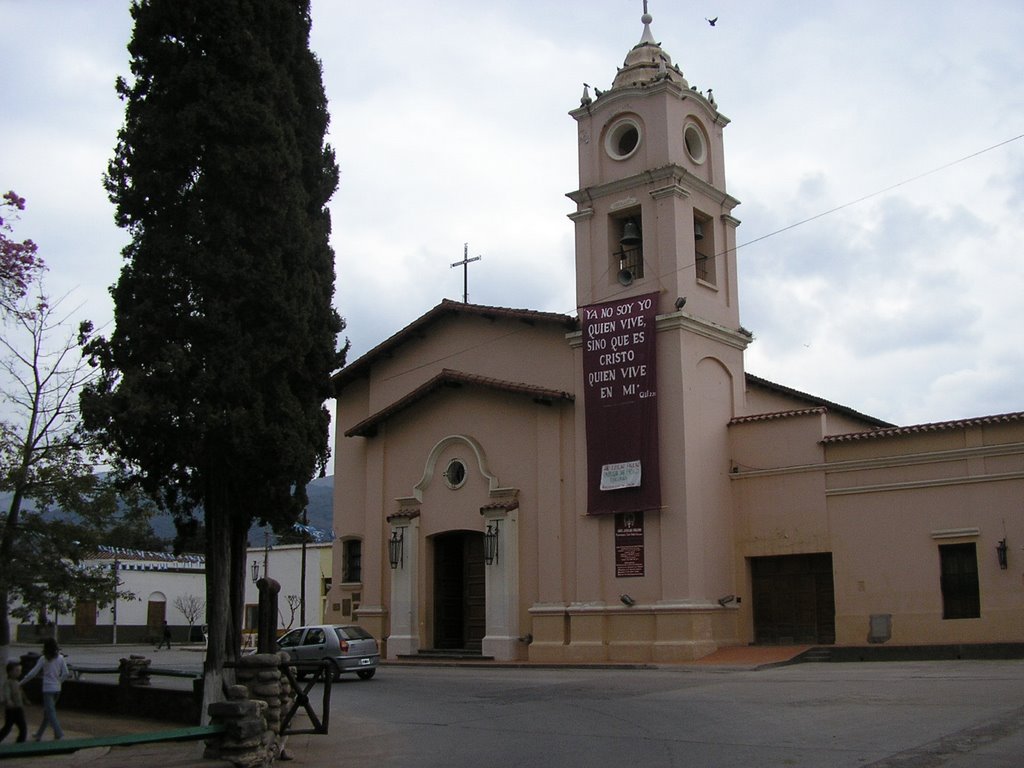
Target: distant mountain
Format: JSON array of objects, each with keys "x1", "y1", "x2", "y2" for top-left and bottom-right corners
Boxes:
[
  {"x1": 148, "y1": 474, "x2": 335, "y2": 546},
  {"x1": 248, "y1": 474, "x2": 334, "y2": 545},
  {"x1": 0, "y1": 475, "x2": 335, "y2": 550}
]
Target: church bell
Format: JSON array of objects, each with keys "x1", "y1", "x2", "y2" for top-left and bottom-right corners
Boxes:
[{"x1": 620, "y1": 219, "x2": 642, "y2": 246}]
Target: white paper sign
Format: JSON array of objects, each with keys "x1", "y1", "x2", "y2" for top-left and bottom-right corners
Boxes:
[{"x1": 600, "y1": 460, "x2": 642, "y2": 491}]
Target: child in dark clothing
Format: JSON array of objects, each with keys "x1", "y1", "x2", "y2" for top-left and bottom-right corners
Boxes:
[{"x1": 0, "y1": 661, "x2": 27, "y2": 743}]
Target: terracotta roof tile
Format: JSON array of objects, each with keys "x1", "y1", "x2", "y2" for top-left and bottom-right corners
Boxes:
[
  {"x1": 480, "y1": 500, "x2": 520, "y2": 512},
  {"x1": 822, "y1": 411, "x2": 1024, "y2": 443},
  {"x1": 729, "y1": 407, "x2": 828, "y2": 425}
]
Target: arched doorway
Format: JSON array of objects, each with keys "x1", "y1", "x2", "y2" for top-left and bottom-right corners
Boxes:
[
  {"x1": 433, "y1": 531, "x2": 485, "y2": 652},
  {"x1": 147, "y1": 592, "x2": 167, "y2": 643}
]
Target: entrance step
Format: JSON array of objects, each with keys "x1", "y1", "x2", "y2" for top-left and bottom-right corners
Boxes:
[
  {"x1": 398, "y1": 649, "x2": 495, "y2": 662},
  {"x1": 797, "y1": 647, "x2": 833, "y2": 663}
]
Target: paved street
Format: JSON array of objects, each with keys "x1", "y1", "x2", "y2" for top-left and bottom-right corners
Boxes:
[
  {"x1": 5, "y1": 646, "x2": 1024, "y2": 767},
  {"x1": 300, "y1": 661, "x2": 1024, "y2": 768}
]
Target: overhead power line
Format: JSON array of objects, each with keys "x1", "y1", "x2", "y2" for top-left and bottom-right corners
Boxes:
[
  {"x1": 357, "y1": 132, "x2": 1024, "y2": 376},
  {"x1": 734, "y1": 132, "x2": 1024, "y2": 253}
]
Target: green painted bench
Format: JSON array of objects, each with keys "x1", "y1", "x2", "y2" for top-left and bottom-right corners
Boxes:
[{"x1": 0, "y1": 723, "x2": 224, "y2": 757}]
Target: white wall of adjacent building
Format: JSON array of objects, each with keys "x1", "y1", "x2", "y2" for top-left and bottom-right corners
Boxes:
[{"x1": 13, "y1": 542, "x2": 332, "y2": 645}]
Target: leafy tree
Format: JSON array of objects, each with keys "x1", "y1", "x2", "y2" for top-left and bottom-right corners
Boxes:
[
  {"x1": 171, "y1": 516, "x2": 206, "y2": 556},
  {"x1": 82, "y1": 0, "x2": 345, "y2": 709},
  {"x1": 99, "y1": 483, "x2": 168, "y2": 552},
  {"x1": 0, "y1": 286, "x2": 155, "y2": 653},
  {"x1": 0, "y1": 191, "x2": 44, "y2": 315}
]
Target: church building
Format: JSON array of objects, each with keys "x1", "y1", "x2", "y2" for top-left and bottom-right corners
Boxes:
[{"x1": 327, "y1": 10, "x2": 1024, "y2": 662}]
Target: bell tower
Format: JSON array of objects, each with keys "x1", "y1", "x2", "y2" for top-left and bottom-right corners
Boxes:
[
  {"x1": 568, "y1": 6, "x2": 741, "y2": 327},
  {"x1": 564, "y1": 6, "x2": 750, "y2": 658}
]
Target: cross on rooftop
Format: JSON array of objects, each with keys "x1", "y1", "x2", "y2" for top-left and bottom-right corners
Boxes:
[{"x1": 451, "y1": 242, "x2": 482, "y2": 304}]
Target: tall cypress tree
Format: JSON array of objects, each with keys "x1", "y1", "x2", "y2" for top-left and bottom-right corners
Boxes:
[{"x1": 82, "y1": 0, "x2": 343, "y2": 703}]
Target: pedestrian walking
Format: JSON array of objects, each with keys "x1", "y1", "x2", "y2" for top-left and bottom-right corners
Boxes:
[
  {"x1": 20, "y1": 638, "x2": 69, "y2": 741},
  {"x1": 0, "y1": 661, "x2": 27, "y2": 743},
  {"x1": 156, "y1": 620, "x2": 172, "y2": 650}
]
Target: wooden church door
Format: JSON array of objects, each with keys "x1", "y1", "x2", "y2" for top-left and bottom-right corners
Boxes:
[{"x1": 433, "y1": 531, "x2": 485, "y2": 652}]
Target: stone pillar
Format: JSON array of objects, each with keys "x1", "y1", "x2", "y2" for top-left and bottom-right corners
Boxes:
[
  {"x1": 205, "y1": 653, "x2": 296, "y2": 767},
  {"x1": 117, "y1": 654, "x2": 152, "y2": 686},
  {"x1": 234, "y1": 653, "x2": 286, "y2": 744},
  {"x1": 256, "y1": 577, "x2": 281, "y2": 655},
  {"x1": 205, "y1": 684, "x2": 271, "y2": 767}
]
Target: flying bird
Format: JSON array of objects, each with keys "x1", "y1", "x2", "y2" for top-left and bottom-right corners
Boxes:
[{"x1": 706, "y1": 17, "x2": 718, "y2": 26}]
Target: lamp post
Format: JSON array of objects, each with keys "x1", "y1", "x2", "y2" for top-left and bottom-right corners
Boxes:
[
  {"x1": 111, "y1": 556, "x2": 119, "y2": 645},
  {"x1": 300, "y1": 509, "x2": 308, "y2": 626}
]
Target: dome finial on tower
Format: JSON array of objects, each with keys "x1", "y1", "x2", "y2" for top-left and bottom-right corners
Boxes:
[
  {"x1": 609, "y1": 0, "x2": 688, "y2": 91},
  {"x1": 639, "y1": 0, "x2": 656, "y2": 45}
]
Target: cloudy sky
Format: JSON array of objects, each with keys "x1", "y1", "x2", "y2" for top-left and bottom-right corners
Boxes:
[{"x1": 3, "y1": 0, "x2": 1023, "y2": 443}]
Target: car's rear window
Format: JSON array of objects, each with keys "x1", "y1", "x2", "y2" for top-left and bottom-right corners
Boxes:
[{"x1": 335, "y1": 626, "x2": 373, "y2": 641}]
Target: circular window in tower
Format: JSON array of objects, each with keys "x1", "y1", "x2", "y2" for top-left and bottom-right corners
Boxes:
[
  {"x1": 683, "y1": 122, "x2": 707, "y2": 164},
  {"x1": 605, "y1": 118, "x2": 642, "y2": 160},
  {"x1": 443, "y1": 458, "x2": 467, "y2": 489}
]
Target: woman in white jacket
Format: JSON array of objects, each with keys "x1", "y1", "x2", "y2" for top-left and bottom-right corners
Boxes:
[{"x1": 20, "y1": 637, "x2": 69, "y2": 741}]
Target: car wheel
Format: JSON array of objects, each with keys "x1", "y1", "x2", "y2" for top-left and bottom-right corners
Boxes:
[
  {"x1": 326, "y1": 658, "x2": 341, "y2": 681},
  {"x1": 356, "y1": 669, "x2": 376, "y2": 680}
]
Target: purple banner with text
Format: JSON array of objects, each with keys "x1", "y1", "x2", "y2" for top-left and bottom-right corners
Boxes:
[{"x1": 581, "y1": 292, "x2": 661, "y2": 515}]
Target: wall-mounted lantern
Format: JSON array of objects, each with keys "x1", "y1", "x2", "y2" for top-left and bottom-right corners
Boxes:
[
  {"x1": 997, "y1": 538, "x2": 1008, "y2": 570},
  {"x1": 484, "y1": 521, "x2": 501, "y2": 565},
  {"x1": 250, "y1": 559, "x2": 260, "y2": 584},
  {"x1": 388, "y1": 528, "x2": 405, "y2": 570}
]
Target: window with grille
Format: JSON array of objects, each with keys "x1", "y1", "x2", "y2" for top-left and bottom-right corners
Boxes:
[{"x1": 342, "y1": 538, "x2": 362, "y2": 584}]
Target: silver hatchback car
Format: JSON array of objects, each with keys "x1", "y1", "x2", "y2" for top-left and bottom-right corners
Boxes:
[{"x1": 277, "y1": 624, "x2": 380, "y2": 680}]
